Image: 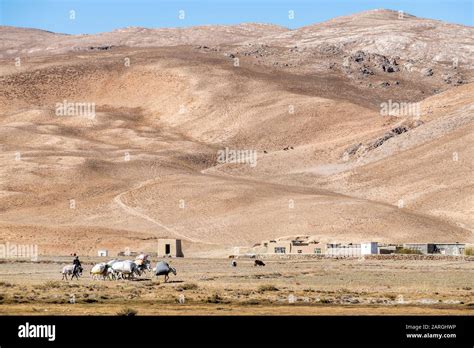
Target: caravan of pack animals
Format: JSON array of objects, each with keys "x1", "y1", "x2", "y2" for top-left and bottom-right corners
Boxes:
[{"x1": 61, "y1": 254, "x2": 175, "y2": 283}]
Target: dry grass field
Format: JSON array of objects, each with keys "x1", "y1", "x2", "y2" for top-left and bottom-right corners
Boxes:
[{"x1": 0, "y1": 257, "x2": 472, "y2": 315}]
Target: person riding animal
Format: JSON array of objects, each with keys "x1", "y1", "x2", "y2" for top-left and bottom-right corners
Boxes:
[{"x1": 73, "y1": 255, "x2": 82, "y2": 276}]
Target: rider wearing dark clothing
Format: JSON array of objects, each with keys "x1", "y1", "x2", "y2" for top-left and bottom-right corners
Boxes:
[{"x1": 73, "y1": 256, "x2": 82, "y2": 274}]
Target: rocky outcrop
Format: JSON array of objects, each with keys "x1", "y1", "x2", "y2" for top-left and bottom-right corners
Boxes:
[
  {"x1": 421, "y1": 67, "x2": 434, "y2": 76},
  {"x1": 345, "y1": 121, "x2": 424, "y2": 157},
  {"x1": 443, "y1": 72, "x2": 465, "y2": 85},
  {"x1": 342, "y1": 50, "x2": 400, "y2": 77}
]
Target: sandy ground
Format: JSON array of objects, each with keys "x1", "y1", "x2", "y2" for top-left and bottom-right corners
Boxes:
[{"x1": 0, "y1": 257, "x2": 472, "y2": 315}]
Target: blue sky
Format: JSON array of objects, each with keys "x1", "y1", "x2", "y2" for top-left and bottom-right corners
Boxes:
[{"x1": 0, "y1": 0, "x2": 472, "y2": 34}]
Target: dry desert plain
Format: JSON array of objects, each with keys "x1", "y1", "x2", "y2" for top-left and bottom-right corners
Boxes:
[
  {"x1": 0, "y1": 256, "x2": 473, "y2": 315},
  {"x1": 0, "y1": 9, "x2": 473, "y2": 314}
]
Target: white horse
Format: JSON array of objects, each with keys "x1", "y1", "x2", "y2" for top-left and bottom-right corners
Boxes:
[{"x1": 61, "y1": 264, "x2": 82, "y2": 280}]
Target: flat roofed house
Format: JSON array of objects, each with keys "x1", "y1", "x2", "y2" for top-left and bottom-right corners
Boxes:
[
  {"x1": 291, "y1": 240, "x2": 326, "y2": 255},
  {"x1": 361, "y1": 242, "x2": 378, "y2": 255},
  {"x1": 403, "y1": 243, "x2": 435, "y2": 254},
  {"x1": 326, "y1": 243, "x2": 361, "y2": 257},
  {"x1": 291, "y1": 241, "x2": 311, "y2": 254},
  {"x1": 312, "y1": 242, "x2": 326, "y2": 255},
  {"x1": 265, "y1": 240, "x2": 326, "y2": 255},
  {"x1": 378, "y1": 244, "x2": 398, "y2": 254},
  {"x1": 268, "y1": 241, "x2": 292, "y2": 254},
  {"x1": 157, "y1": 239, "x2": 184, "y2": 257},
  {"x1": 433, "y1": 243, "x2": 465, "y2": 255}
]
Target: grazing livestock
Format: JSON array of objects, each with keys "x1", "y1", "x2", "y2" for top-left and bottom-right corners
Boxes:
[
  {"x1": 61, "y1": 265, "x2": 83, "y2": 280},
  {"x1": 254, "y1": 260, "x2": 265, "y2": 267},
  {"x1": 154, "y1": 261, "x2": 176, "y2": 282}
]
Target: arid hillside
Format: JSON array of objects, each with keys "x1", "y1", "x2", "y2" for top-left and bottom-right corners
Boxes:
[{"x1": 0, "y1": 9, "x2": 472, "y2": 256}]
